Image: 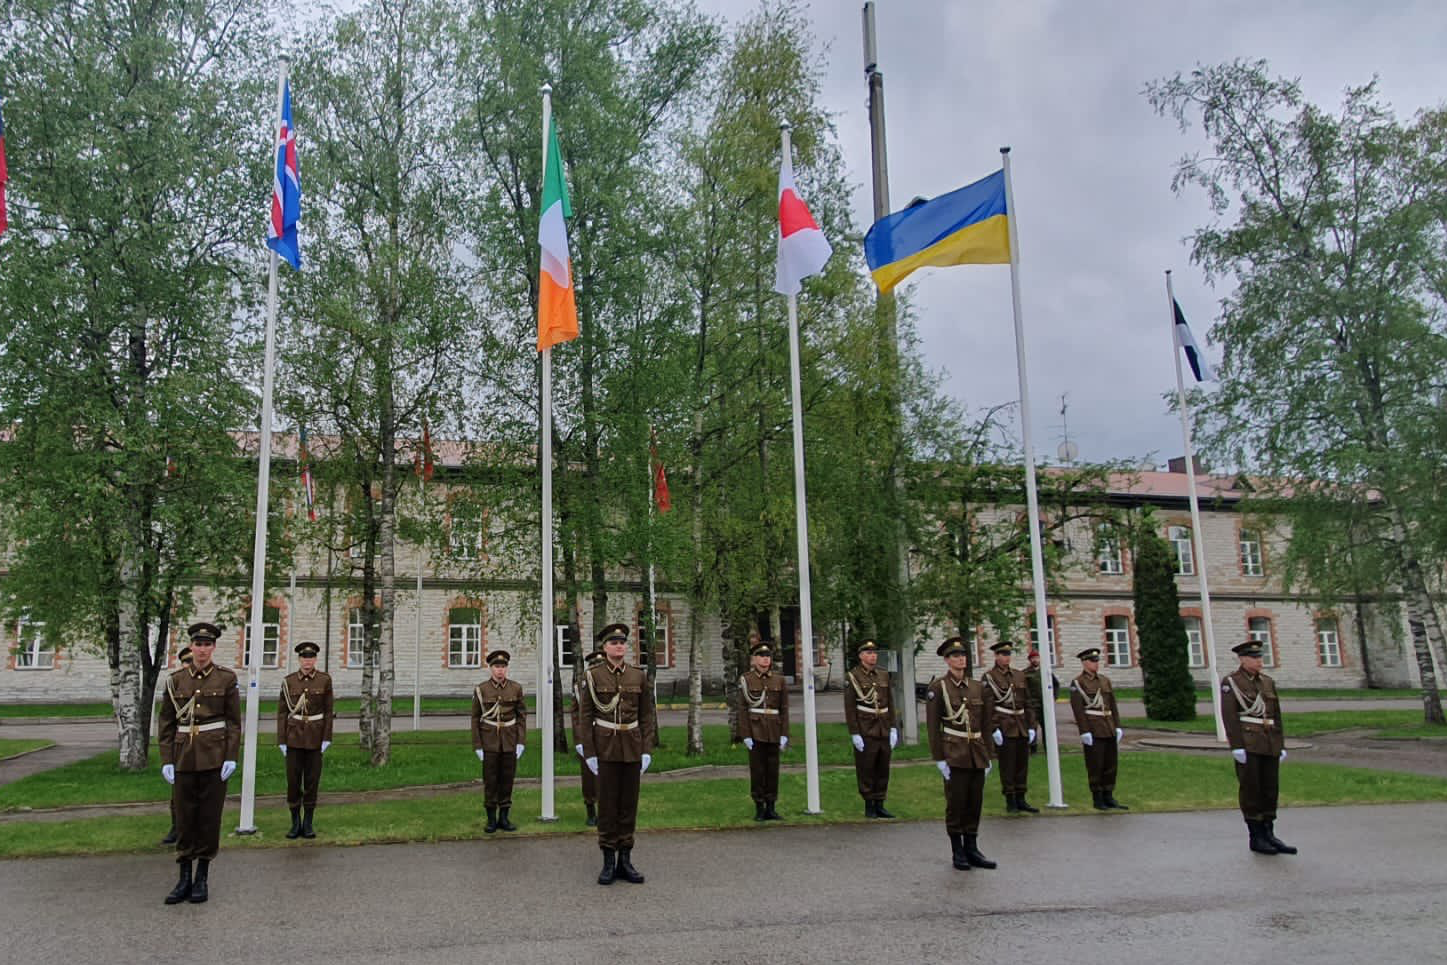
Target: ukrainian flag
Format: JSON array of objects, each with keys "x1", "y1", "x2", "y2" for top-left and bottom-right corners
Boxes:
[{"x1": 864, "y1": 170, "x2": 1010, "y2": 293}]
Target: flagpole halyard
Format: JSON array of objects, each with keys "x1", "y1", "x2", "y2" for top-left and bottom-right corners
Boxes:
[{"x1": 537, "y1": 84, "x2": 557, "y2": 823}]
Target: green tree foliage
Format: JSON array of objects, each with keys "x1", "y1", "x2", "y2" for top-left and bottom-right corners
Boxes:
[
  {"x1": 1132, "y1": 527, "x2": 1197, "y2": 721},
  {"x1": 1148, "y1": 60, "x2": 1447, "y2": 722}
]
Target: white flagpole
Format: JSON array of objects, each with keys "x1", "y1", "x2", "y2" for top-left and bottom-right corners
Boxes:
[
  {"x1": 238, "y1": 56, "x2": 290, "y2": 834},
  {"x1": 1166, "y1": 271, "x2": 1227, "y2": 742},
  {"x1": 781, "y1": 122, "x2": 822, "y2": 815},
  {"x1": 537, "y1": 84, "x2": 557, "y2": 822},
  {"x1": 1000, "y1": 147, "x2": 1066, "y2": 809},
  {"x1": 647, "y1": 428, "x2": 657, "y2": 666},
  {"x1": 414, "y1": 470, "x2": 423, "y2": 731}
]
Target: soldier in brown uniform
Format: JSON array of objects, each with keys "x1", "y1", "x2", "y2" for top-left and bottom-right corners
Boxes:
[
  {"x1": 1222, "y1": 640, "x2": 1295, "y2": 855},
  {"x1": 277, "y1": 640, "x2": 335, "y2": 839},
  {"x1": 157, "y1": 622, "x2": 240, "y2": 905},
  {"x1": 471, "y1": 649, "x2": 527, "y2": 833},
  {"x1": 735, "y1": 639, "x2": 790, "y2": 821},
  {"x1": 1024, "y1": 648, "x2": 1059, "y2": 755},
  {"x1": 1069, "y1": 647, "x2": 1127, "y2": 811},
  {"x1": 926, "y1": 637, "x2": 997, "y2": 870},
  {"x1": 160, "y1": 646, "x2": 193, "y2": 846},
  {"x1": 844, "y1": 639, "x2": 897, "y2": 818},
  {"x1": 982, "y1": 641, "x2": 1038, "y2": 813},
  {"x1": 572, "y1": 648, "x2": 605, "y2": 826},
  {"x1": 579, "y1": 623, "x2": 656, "y2": 885}
]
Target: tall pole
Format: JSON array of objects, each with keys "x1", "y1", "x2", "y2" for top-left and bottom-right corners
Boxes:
[
  {"x1": 1001, "y1": 147, "x2": 1066, "y2": 809},
  {"x1": 862, "y1": 1, "x2": 918, "y2": 745},
  {"x1": 1167, "y1": 271, "x2": 1227, "y2": 742},
  {"x1": 413, "y1": 472, "x2": 423, "y2": 731},
  {"x1": 238, "y1": 56, "x2": 290, "y2": 835},
  {"x1": 537, "y1": 85, "x2": 557, "y2": 822},
  {"x1": 781, "y1": 124, "x2": 823, "y2": 815}
]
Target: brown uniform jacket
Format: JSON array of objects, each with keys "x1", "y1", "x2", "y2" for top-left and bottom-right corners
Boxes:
[
  {"x1": 158, "y1": 664, "x2": 241, "y2": 770},
  {"x1": 276, "y1": 670, "x2": 335, "y2": 749},
  {"x1": 1221, "y1": 668, "x2": 1284, "y2": 755},
  {"x1": 843, "y1": 664, "x2": 895, "y2": 739},
  {"x1": 735, "y1": 668, "x2": 790, "y2": 743},
  {"x1": 1069, "y1": 670, "x2": 1121, "y2": 737},
  {"x1": 578, "y1": 661, "x2": 657, "y2": 762},
  {"x1": 470, "y1": 677, "x2": 528, "y2": 753},
  {"x1": 926, "y1": 673, "x2": 996, "y2": 768},
  {"x1": 982, "y1": 664, "x2": 1036, "y2": 737}
]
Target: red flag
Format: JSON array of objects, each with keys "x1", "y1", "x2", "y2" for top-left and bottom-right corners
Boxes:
[
  {"x1": 651, "y1": 435, "x2": 671, "y2": 513},
  {"x1": 416, "y1": 421, "x2": 435, "y2": 482},
  {"x1": 298, "y1": 427, "x2": 317, "y2": 521}
]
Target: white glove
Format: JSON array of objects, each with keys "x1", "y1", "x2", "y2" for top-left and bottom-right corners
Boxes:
[
  {"x1": 889, "y1": 728, "x2": 898, "y2": 749},
  {"x1": 780, "y1": 736, "x2": 789, "y2": 751},
  {"x1": 851, "y1": 734, "x2": 865, "y2": 752},
  {"x1": 515, "y1": 744, "x2": 525, "y2": 760},
  {"x1": 575, "y1": 743, "x2": 585, "y2": 759},
  {"x1": 743, "y1": 738, "x2": 755, "y2": 751},
  {"x1": 586, "y1": 756, "x2": 599, "y2": 775},
  {"x1": 985, "y1": 763, "x2": 992, "y2": 777},
  {"x1": 278, "y1": 744, "x2": 288, "y2": 757},
  {"x1": 220, "y1": 760, "x2": 236, "y2": 781},
  {"x1": 1081, "y1": 732, "x2": 1094, "y2": 747},
  {"x1": 1114, "y1": 728, "x2": 1123, "y2": 742},
  {"x1": 1028, "y1": 728, "x2": 1037, "y2": 743},
  {"x1": 641, "y1": 753, "x2": 652, "y2": 774},
  {"x1": 321, "y1": 740, "x2": 331, "y2": 754},
  {"x1": 475, "y1": 748, "x2": 485, "y2": 762},
  {"x1": 1232, "y1": 748, "x2": 1247, "y2": 764},
  {"x1": 992, "y1": 728, "x2": 1004, "y2": 746},
  {"x1": 936, "y1": 760, "x2": 950, "y2": 780},
  {"x1": 161, "y1": 764, "x2": 175, "y2": 785},
  {"x1": 1279, "y1": 749, "x2": 1287, "y2": 762}
]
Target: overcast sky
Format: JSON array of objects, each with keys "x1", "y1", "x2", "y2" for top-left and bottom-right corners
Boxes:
[{"x1": 702, "y1": 0, "x2": 1447, "y2": 467}]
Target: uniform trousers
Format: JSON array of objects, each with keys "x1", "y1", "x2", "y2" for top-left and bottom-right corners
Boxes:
[
  {"x1": 579, "y1": 755, "x2": 597, "y2": 806},
  {"x1": 997, "y1": 736, "x2": 1031, "y2": 796},
  {"x1": 943, "y1": 766, "x2": 987, "y2": 834},
  {"x1": 853, "y1": 737, "x2": 892, "y2": 801},
  {"x1": 596, "y1": 760, "x2": 642, "y2": 851},
  {"x1": 1082, "y1": 736, "x2": 1118, "y2": 792},
  {"x1": 175, "y1": 768, "x2": 227, "y2": 862},
  {"x1": 285, "y1": 747, "x2": 324, "y2": 808},
  {"x1": 482, "y1": 751, "x2": 518, "y2": 808},
  {"x1": 1235, "y1": 752, "x2": 1280, "y2": 822},
  {"x1": 748, "y1": 742, "x2": 781, "y2": 804}
]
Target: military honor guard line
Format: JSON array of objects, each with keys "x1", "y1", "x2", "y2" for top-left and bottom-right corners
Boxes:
[{"x1": 155, "y1": 620, "x2": 1297, "y2": 904}]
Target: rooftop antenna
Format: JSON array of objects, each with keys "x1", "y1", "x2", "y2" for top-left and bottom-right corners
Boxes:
[{"x1": 1056, "y1": 393, "x2": 1078, "y2": 466}]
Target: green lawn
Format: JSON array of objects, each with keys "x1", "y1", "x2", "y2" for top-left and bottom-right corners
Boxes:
[
  {"x1": 1, "y1": 752, "x2": 1442, "y2": 859},
  {"x1": 1108, "y1": 687, "x2": 1420, "y2": 702},
  {"x1": 0, "y1": 739, "x2": 54, "y2": 760},
  {"x1": 0, "y1": 723, "x2": 933, "y2": 811},
  {"x1": 1123, "y1": 709, "x2": 1432, "y2": 737},
  {"x1": 1373, "y1": 722, "x2": 1447, "y2": 739}
]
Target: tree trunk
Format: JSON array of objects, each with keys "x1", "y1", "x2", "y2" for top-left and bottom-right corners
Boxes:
[
  {"x1": 375, "y1": 471, "x2": 397, "y2": 766},
  {"x1": 112, "y1": 535, "x2": 148, "y2": 771},
  {"x1": 1385, "y1": 510, "x2": 1446, "y2": 723},
  {"x1": 687, "y1": 411, "x2": 706, "y2": 756}
]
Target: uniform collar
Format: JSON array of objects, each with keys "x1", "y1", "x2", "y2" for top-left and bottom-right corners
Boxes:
[
  {"x1": 300, "y1": 670, "x2": 315, "y2": 681},
  {"x1": 189, "y1": 665, "x2": 213, "y2": 680},
  {"x1": 488, "y1": 677, "x2": 508, "y2": 688},
  {"x1": 1080, "y1": 670, "x2": 1097, "y2": 682},
  {"x1": 946, "y1": 669, "x2": 967, "y2": 684},
  {"x1": 608, "y1": 661, "x2": 625, "y2": 675}
]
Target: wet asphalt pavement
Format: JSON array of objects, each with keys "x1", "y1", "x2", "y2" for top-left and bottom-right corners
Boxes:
[{"x1": 2, "y1": 803, "x2": 1443, "y2": 964}]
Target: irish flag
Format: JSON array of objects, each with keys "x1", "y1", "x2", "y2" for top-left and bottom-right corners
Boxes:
[{"x1": 537, "y1": 118, "x2": 578, "y2": 351}]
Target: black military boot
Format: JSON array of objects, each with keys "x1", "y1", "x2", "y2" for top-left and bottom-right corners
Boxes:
[
  {"x1": 484, "y1": 806, "x2": 499, "y2": 834},
  {"x1": 753, "y1": 801, "x2": 767, "y2": 822},
  {"x1": 764, "y1": 801, "x2": 783, "y2": 821},
  {"x1": 285, "y1": 807, "x2": 303, "y2": 839},
  {"x1": 964, "y1": 834, "x2": 997, "y2": 869},
  {"x1": 949, "y1": 833, "x2": 970, "y2": 870},
  {"x1": 597, "y1": 849, "x2": 617, "y2": 886},
  {"x1": 1015, "y1": 795, "x2": 1040, "y2": 814},
  {"x1": 1004, "y1": 794, "x2": 1020, "y2": 814},
  {"x1": 616, "y1": 849, "x2": 645, "y2": 884},
  {"x1": 188, "y1": 859, "x2": 210, "y2": 903},
  {"x1": 498, "y1": 807, "x2": 517, "y2": 832},
  {"x1": 1105, "y1": 792, "x2": 1129, "y2": 811},
  {"x1": 1247, "y1": 819, "x2": 1278, "y2": 855},
  {"x1": 874, "y1": 800, "x2": 895, "y2": 819},
  {"x1": 1092, "y1": 790, "x2": 1109, "y2": 811},
  {"x1": 164, "y1": 860, "x2": 193, "y2": 905},
  {"x1": 161, "y1": 823, "x2": 179, "y2": 845},
  {"x1": 864, "y1": 800, "x2": 877, "y2": 819},
  {"x1": 1264, "y1": 820, "x2": 1297, "y2": 854},
  {"x1": 585, "y1": 802, "x2": 597, "y2": 827},
  {"x1": 301, "y1": 807, "x2": 316, "y2": 839}
]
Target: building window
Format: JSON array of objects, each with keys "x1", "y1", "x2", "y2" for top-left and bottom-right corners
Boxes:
[
  {"x1": 1097, "y1": 527, "x2": 1123, "y2": 574},
  {"x1": 15, "y1": 619, "x2": 53, "y2": 669},
  {"x1": 1168, "y1": 525, "x2": 1194, "y2": 576},
  {"x1": 448, "y1": 607, "x2": 483, "y2": 668},
  {"x1": 347, "y1": 607, "x2": 367, "y2": 667},
  {"x1": 1239, "y1": 530, "x2": 1264, "y2": 576},
  {"x1": 1028, "y1": 613, "x2": 1060, "y2": 665},
  {"x1": 1247, "y1": 616, "x2": 1276, "y2": 667},
  {"x1": 1104, "y1": 615, "x2": 1131, "y2": 667},
  {"x1": 448, "y1": 505, "x2": 484, "y2": 560},
  {"x1": 637, "y1": 609, "x2": 672, "y2": 668},
  {"x1": 242, "y1": 606, "x2": 280, "y2": 668},
  {"x1": 1183, "y1": 615, "x2": 1205, "y2": 668},
  {"x1": 1316, "y1": 617, "x2": 1343, "y2": 667},
  {"x1": 556, "y1": 623, "x2": 579, "y2": 667}
]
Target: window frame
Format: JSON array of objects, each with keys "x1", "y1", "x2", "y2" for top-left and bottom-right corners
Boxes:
[
  {"x1": 1246, "y1": 615, "x2": 1276, "y2": 668},
  {"x1": 635, "y1": 608, "x2": 673, "y2": 669},
  {"x1": 1315, "y1": 617, "x2": 1343, "y2": 668},
  {"x1": 14, "y1": 618, "x2": 53, "y2": 670},
  {"x1": 1239, "y1": 529, "x2": 1264, "y2": 577},
  {"x1": 1103, "y1": 615, "x2": 1132, "y2": 668},
  {"x1": 347, "y1": 607, "x2": 368, "y2": 668},
  {"x1": 1096, "y1": 527, "x2": 1123, "y2": 575},
  {"x1": 1182, "y1": 615, "x2": 1205, "y2": 668},
  {"x1": 448, "y1": 607, "x2": 483, "y2": 669},
  {"x1": 241, "y1": 605, "x2": 281, "y2": 669},
  {"x1": 1168, "y1": 525, "x2": 1195, "y2": 576}
]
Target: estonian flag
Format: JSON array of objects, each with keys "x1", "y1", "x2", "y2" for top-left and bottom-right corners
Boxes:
[{"x1": 1173, "y1": 299, "x2": 1215, "y2": 382}]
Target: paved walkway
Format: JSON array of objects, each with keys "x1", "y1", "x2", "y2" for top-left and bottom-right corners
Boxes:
[{"x1": 2, "y1": 804, "x2": 1443, "y2": 964}]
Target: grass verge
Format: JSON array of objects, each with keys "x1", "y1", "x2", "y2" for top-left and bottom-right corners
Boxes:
[
  {"x1": 1123, "y1": 709, "x2": 1432, "y2": 737},
  {"x1": 1, "y1": 752, "x2": 1442, "y2": 859},
  {"x1": 0, "y1": 739, "x2": 54, "y2": 761}
]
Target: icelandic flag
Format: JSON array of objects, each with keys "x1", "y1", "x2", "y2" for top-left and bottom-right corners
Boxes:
[
  {"x1": 1173, "y1": 299, "x2": 1215, "y2": 382},
  {"x1": 266, "y1": 80, "x2": 301, "y2": 270}
]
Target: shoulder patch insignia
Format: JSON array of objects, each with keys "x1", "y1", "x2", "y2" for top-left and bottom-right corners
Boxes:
[{"x1": 1221, "y1": 683, "x2": 1232, "y2": 693}]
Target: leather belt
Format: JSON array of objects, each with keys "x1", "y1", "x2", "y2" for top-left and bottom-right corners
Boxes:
[
  {"x1": 596, "y1": 720, "x2": 638, "y2": 731},
  {"x1": 855, "y1": 704, "x2": 889, "y2": 714},
  {"x1": 1239, "y1": 715, "x2": 1275, "y2": 726},
  {"x1": 290, "y1": 713, "x2": 326, "y2": 722},
  {"x1": 749, "y1": 708, "x2": 779, "y2": 715},
  {"x1": 1085, "y1": 709, "x2": 1111, "y2": 717},
  {"x1": 180, "y1": 720, "x2": 226, "y2": 738},
  {"x1": 943, "y1": 726, "x2": 981, "y2": 739},
  {"x1": 995, "y1": 707, "x2": 1024, "y2": 715},
  {"x1": 482, "y1": 717, "x2": 517, "y2": 728}
]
